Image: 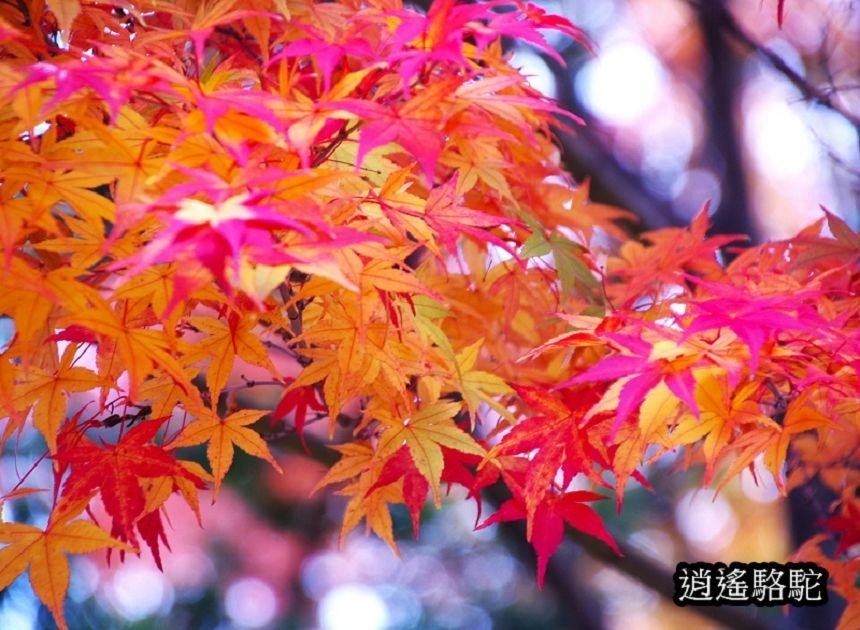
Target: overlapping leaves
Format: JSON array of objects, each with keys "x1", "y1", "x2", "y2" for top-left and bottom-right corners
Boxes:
[{"x1": 0, "y1": 1, "x2": 856, "y2": 628}]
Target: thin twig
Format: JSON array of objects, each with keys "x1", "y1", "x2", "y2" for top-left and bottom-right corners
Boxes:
[{"x1": 694, "y1": 0, "x2": 860, "y2": 130}]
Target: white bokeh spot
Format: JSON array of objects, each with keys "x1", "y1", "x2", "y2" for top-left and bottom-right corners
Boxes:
[
  {"x1": 318, "y1": 584, "x2": 389, "y2": 630},
  {"x1": 225, "y1": 577, "x2": 279, "y2": 628},
  {"x1": 577, "y1": 39, "x2": 666, "y2": 125}
]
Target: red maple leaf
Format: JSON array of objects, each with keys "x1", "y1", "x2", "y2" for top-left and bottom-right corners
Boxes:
[
  {"x1": 819, "y1": 501, "x2": 860, "y2": 556},
  {"x1": 489, "y1": 385, "x2": 612, "y2": 520},
  {"x1": 368, "y1": 448, "x2": 430, "y2": 537},
  {"x1": 441, "y1": 447, "x2": 501, "y2": 524},
  {"x1": 54, "y1": 418, "x2": 203, "y2": 554},
  {"x1": 136, "y1": 509, "x2": 170, "y2": 570},
  {"x1": 270, "y1": 378, "x2": 327, "y2": 451},
  {"x1": 557, "y1": 330, "x2": 701, "y2": 436},
  {"x1": 478, "y1": 489, "x2": 620, "y2": 587}
]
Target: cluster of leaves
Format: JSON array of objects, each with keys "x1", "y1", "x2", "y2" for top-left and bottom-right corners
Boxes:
[{"x1": 0, "y1": 0, "x2": 856, "y2": 628}]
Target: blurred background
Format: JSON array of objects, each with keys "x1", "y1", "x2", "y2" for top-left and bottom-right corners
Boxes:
[{"x1": 1, "y1": 0, "x2": 858, "y2": 628}]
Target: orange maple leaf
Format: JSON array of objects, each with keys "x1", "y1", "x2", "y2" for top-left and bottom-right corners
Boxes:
[
  {"x1": 57, "y1": 294, "x2": 192, "y2": 402},
  {"x1": 671, "y1": 371, "x2": 778, "y2": 483},
  {"x1": 375, "y1": 400, "x2": 484, "y2": 506},
  {"x1": 171, "y1": 407, "x2": 283, "y2": 498},
  {"x1": 0, "y1": 510, "x2": 133, "y2": 630},
  {"x1": 184, "y1": 313, "x2": 276, "y2": 402},
  {"x1": 10, "y1": 344, "x2": 103, "y2": 452},
  {"x1": 718, "y1": 393, "x2": 836, "y2": 493}
]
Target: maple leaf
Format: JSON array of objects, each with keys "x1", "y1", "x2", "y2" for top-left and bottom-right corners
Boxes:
[
  {"x1": 486, "y1": 385, "x2": 610, "y2": 523},
  {"x1": 314, "y1": 441, "x2": 375, "y2": 494},
  {"x1": 122, "y1": 192, "x2": 313, "y2": 292},
  {"x1": 57, "y1": 294, "x2": 191, "y2": 402},
  {"x1": 790, "y1": 208, "x2": 860, "y2": 269},
  {"x1": 181, "y1": 0, "x2": 276, "y2": 74},
  {"x1": 453, "y1": 338, "x2": 514, "y2": 422},
  {"x1": 267, "y1": 26, "x2": 375, "y2": 93},
  {"x1": 291, "y1": 294, "x2": 431, "y2": 425},
  {"x1": 551, "y1": 232, "x2": 601, "y2": 297},
  {"x1": 375, "y1": 401, "x2": 485, "y2": 506},
  {"x1": 671, "y1": 371, "x2": 778, "y2": 483},
  {"x1": 0, "y1": 261, "x2": 68, "y2": 359},
  {"x1": 761, "y1": 395, "x2": 838, "y2": 487},
  {"x1": 488, "y1": 1, "x2": 592, "y2": 59},
  {"x1": 14, "y1": 54, "x2": 146, "y2": 124},
  {"x1": 340, "y1": 478, "x2": 402, "y2": 555},
  {"x1": 183, "y1": 312, "x2": 276, "y2": 402},
  {"x1": 356, "y1": 79, "x2": 452, "y2": 184},
  {"x1": 54, "y1": 417, "x2": 204, "y2": 549},
  {"x1": 10, "y1": 344, "x2": 103, "y2": 452},
  {"x1": 478, "y1": 490, "x2": 619, "y2": 588},
  {"x1": 819, "y1": 501, "x2": 860, "y2": 556},
  {"x1": 440, "y1": 447, "x2": 501, "y2": 524},
  {"x1": 270, "y1": 378, "x2": 326, "y2": 451},
  {"x1": 560, "y1": 335, "x2": 704, "y2": 436},
  {"x1": 368, "y1": 447, "x2": 430, "y2": 537},
  {"x1": 171, "y1": 407, "x2": 283, "y2": 499},
  {"x1": 682, "y1": 280, "x2": 824, "y2": 371},
  {"x1": 606, "y1": 208, "x2": 743, "y2": 306},
  {"x1": 382, "y1": 1, "x2": 469, "y2": 89},
  {"x1": 315, "y1": 441, "x2": 403, "y2": 553},
  {"x1": 360, "y1": 260, "x2": 437, "y2": 298},
  {"x1": 45, "y1": 108, "x2": 168, "y2": 201},
  {"x1": 118, "y1": 166, "x2": 370, "y2": 289},
  {"x1": 451, "y1": 73, "x2": 583, "y2": 129},
  {"x1": 718, "y1": 393, "x2": 837, "y2": 493},
  {"x1": 403, "y1": 175, "x2": 520, "y2": 259},
  {"x1": 135, "y1": 508, "x2": 170, "y2": 571},
  {"x1": 0, "y1": 509, "x2": 133, "y2": 630}
]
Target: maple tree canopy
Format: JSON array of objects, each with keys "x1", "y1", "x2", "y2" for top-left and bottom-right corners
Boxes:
[{"x1": 0, "y1": 1, "x2": 857, "y2": 628}]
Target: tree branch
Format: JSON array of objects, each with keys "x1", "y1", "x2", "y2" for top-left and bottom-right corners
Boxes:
[
  {"x1": 694, "y1": 0, "x2": 860, "y2": 131},
  {"x1": 483, "y1": 485, "x2": 782, "y2": 630},
  {"x1": 275, "y1": 425, "x2": 784, "y2": 630},
  {"x1": 539, "y1": 49, "x2": 684, "y2": 232},
  {"x1": 695, "y1": 0, "x2": 759, "y2": 242}
]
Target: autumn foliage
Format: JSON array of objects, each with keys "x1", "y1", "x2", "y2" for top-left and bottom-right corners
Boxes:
[{"x1": 0, "y1": 0, "x2": 857, "y2": 627}]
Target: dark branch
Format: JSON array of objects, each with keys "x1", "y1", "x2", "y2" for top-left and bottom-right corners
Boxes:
[
  {"x1": 483, "y1": 485, "x2": 780, "y2": 630},
  {"x1": 694, "y1": 0, "x2": 860, "y2": 131},
  {"x1": 540, "y1": 49, "x2": 684, "y2": 232},
  {"x1": 695, "y1": 0, "x2": 759, "y2": 242}
]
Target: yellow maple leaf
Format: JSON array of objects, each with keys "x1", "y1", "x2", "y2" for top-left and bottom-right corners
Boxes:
[
  {"x1": 184, "y1": 314, "x2": 276, "y2": 402},
  {"x1": 171, "y1": 407, "x2": 282, "y2": 499},
  {"x1": 339, "y1": 479, "x2": 402, "y2": 554},
  {"x1": 454, "y1": 338, "x2": 513, "y2": 423},
  {"x1": 376, "y1": 401, "x2": 484, "y2": 506},
  {"x1": 672, "y1": 370, "x2": 777, "y2": 483},
  {"x1": 57, "y1": 294, "x2": 191, "y2": 402},
  {"x1": 11, "y1": 344, "x2": 103, "y2": 452},
  {"x1": 716, "y1": 393, "x2": 835, "y2": 494},
  {"x1": 314, "y1": 442, "x2": 375, "y2": 494},
  {"x1": 0, "y1": 511, "x2": 133, "y2": 630}
]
